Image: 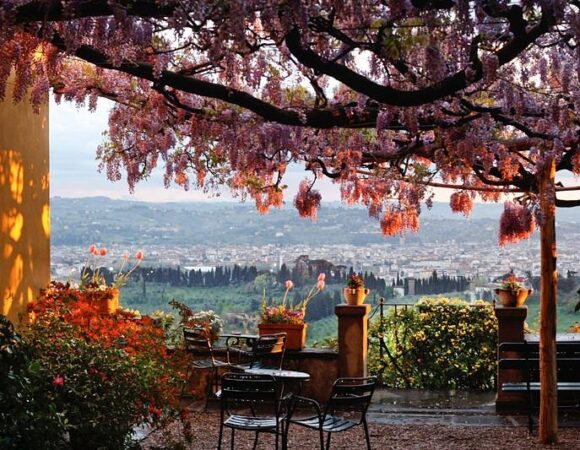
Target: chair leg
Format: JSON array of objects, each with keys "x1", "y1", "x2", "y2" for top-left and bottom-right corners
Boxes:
[
  {"x1": 284, "y1": 422, "x2": 291, "y2": 450},
  {"x1": 325, "y1": 432, "x2": 331, "y2": 450},
  {"x1": 217, "y1": 421, "x2": 224, "y2": 450},
  {"x1": 204, "y1": 369, "x2": 216, "y2": 411},
  {"x1": 363, "y1": 417, "x2": 372, "y2": 450},
  {"x1": 252, "y1": 431, "x2": 259, "y2": 450},
  {"x1": 180, "y1": 364, "x2": 192, "y2": 398},
  {"x1": 230, "y1": 429, "x2": 235, "y2": 450},
  {"x1": 527, "y1": 391, "x2": 533, "y2": 434},
  {"x1": 318, "y1": 426, "x2": 325, "y2": 450}
]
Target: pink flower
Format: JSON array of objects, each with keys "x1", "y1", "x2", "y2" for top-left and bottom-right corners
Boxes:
[
  {"x1": 317, "y1": 280, "x2": 326, "y2": 290},
  {"x1": 317, "y1": 273, "x2": 326, "y2": 282},
  {"x1": 53, "y1": 376, "x2": 64, "y2": 386},
  {"x1": 99, "y1": 248, "x2": 107, "y2": 256},
  {"x1": 88, "y1": 244, "x2": 96, "y2": 254},
  {"x1": 135, "y1": 250, "x2": 144, "y2": 261},
  {"x1": 285, "y1": 280, "x2": 294, "y2": 290}
]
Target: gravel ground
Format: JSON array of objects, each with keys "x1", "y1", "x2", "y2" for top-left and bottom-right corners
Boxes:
[{"x1": 144, "y1": 411, "x2": 580, "y2": 450}]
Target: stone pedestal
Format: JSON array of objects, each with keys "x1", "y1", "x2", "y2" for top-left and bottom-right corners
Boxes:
[
  {"x1": 336, "y1": 304, "x2": 371, "y2": 378},
  {"x1": 495, "y1": 305, "x2": 527, "y2": 343},
  {"x1": 495, "y1": 305, "x2": 528, "y2": 411}
]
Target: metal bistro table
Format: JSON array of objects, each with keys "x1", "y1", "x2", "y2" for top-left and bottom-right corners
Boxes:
[
  {"x1": 220, "y1": 333, "x2": 259, "y2": 348},
  {"x1": 219, "y1": 333, "x2": 259, "y2": 365},
  {"x1": 244, "y1": 368, "x2": 311, "y2": 400}
]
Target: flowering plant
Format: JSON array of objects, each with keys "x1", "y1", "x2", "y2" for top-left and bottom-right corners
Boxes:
[
  {"x1": 499, "y1": 273, "x2": 526, "y2": 292},
  {"x1": 19, "y1": 282, "x2": 192, "y2": 450},
  {"x1": 260, "y1": 274, "x2": 326, "y2": 325},
  {"x1": 80, "y1": 244, "x2": 144, "y2": 290},
  {"x1": 347, "y1": 274, "x2": 365, "y2": 289},
  {"x1": 169, "y1": 299, "x2": 223, "y2": 342}
]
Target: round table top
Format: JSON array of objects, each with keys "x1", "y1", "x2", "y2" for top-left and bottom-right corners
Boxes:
[{"x1": 244, "y1": 368, "x2": 311, "y2": 381}]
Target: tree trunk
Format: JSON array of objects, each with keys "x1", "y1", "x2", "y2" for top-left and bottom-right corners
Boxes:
[{"x1": 538, "y1": 158, "x2": 558, "y2": 444}]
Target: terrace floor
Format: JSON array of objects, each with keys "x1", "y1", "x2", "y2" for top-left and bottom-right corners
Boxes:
[{"x1": 143, "y1": 388, "x2": 580, "y2": 449}]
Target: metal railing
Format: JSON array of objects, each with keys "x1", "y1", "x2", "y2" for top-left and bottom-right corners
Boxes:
[
  {"x1": 368, "y1": 298, "x2": 417, "y2": 387},
  {"x1": 367, "y1": 298, "x2": 495, "y2": 388}
]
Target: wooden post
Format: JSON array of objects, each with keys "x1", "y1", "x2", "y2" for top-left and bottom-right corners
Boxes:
[{"x1": 538, "y1": 158, "x2": 558, "y2": 444}]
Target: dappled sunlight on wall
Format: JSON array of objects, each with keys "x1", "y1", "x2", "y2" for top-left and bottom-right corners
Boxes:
[{"x1": 0, "y1": 74, "x2": 50, "y2": 326}]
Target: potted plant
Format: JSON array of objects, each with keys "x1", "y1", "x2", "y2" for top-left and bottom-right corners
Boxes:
[
  {"x1": 258, "y1": 274, "x2": 325, "y2": 350},
  {"x1": 169, "y1": 299, "x2": 223, "y2": 344},
  {"x1": 495, "y1": 273, "x2": 532, "y2": 307},
  {"x1": 80, "y1": 245, "x2": 144, "y2": 314},
  {"x1": 343, "y1": 274, "x2": 370, "y2": 305}
]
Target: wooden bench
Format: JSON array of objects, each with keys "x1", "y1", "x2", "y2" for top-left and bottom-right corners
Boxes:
[{"x1": 498, "y1": 341, "x2": 580, "y2": 432}]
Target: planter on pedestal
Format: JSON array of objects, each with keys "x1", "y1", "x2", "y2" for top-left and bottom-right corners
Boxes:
[
  {"x1": 258, "y1": 322, "x2": 307, "y2": 351},
  {"x1": 342, "y1": 288, "x2": 370, "y2": 306},
  {"x1": 495, "y1": 288, "x2": 531, "y2": 307}
]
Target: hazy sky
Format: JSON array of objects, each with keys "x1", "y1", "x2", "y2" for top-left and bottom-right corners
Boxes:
[{"x1": 49, "y1": 98, "x2": 344, "y2": 203}]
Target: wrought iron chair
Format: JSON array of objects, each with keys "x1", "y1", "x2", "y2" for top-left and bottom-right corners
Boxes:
[
  {"x1": 284, "y1": 376, "x2": 377, "y2": 450},
  {"x1": 231, "y1": 332, "x2": 287, "y2": 371},
  {"x1": 218, "y1": 372, "x2": 286, "y2": 450},
  {"x1": 182, "y1": 327, "x2": 230, "y2": 408}
]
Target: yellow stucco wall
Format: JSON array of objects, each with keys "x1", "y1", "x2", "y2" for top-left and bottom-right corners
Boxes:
[{"x1": 0, "y1": 74, "x2": 50, "y2": 325}]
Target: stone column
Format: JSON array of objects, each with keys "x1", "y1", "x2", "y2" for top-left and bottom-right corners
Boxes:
[
  {"x1": 336, "y1": 304, "x2": 371, "y2": 378},
  {"x1": 495, "y1": 305, "x2": 527, "y2": 343},
  {"x1": 0, "y1": 72, "x2": 50, "y2": 326},
  {"x1": 495, "y1": 305, "x2": 528, "y2": 411}
]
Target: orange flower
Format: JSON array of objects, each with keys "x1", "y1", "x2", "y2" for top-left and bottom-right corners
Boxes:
[{"x1": 99, "y1": 247, "x2": 108, "y2": 256}]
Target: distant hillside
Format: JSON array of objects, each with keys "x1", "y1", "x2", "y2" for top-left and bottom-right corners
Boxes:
[{"x1": 50, "y1": 196, "x2": 579, "y2": 247}]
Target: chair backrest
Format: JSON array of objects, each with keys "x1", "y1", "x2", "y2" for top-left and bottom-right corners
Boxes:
[
  {"x1": 220, "y1": 372, "x2": 280, "y2": 416},
  {"x1": 249, "y1": 333, "x2": 287, "y2": 369},
  {"x1": 183, "y1": 327, "x2": 217, "y2": 361},
  {"x1": 324, "y1": 377, "x2": 377, "y2": 420}
]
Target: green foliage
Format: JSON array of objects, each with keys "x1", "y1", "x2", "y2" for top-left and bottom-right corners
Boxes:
[
  {"x1": 27, "y1": 320, "x2": 151, "y2": 449},
  {"x1": 0, "y1": 316, "x2": 65, "y2": 450},
  {"x1": 369, "y1": 298, "x2": 497, "y2": 390},
  {"x1": 0, "y1": 292, "x2": 188, "y2": 450},
  {"x1": 307, "y1": 316, "x2": 338, "y2": 345}
]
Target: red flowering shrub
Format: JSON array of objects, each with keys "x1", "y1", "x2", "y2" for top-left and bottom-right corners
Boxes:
[{"x1": 21, "y1": 282, "x2": 191, "y2": 450}]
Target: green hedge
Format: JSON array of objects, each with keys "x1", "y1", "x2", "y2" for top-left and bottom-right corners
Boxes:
[{"x1": 369, "y1": 298, "x2": 497, "y2": 390}]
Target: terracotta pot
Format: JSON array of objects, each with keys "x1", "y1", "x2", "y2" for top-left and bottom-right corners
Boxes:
[
  {"x1": 258, "y1": 322, "x2": 307, "y2": 351},
  {"x1": 343, "y1": 288, "x2": 370, "y2": 306},
  {"x1": 86, "y1": 288, "x2": 119, "y2": 314},
  {"x1": 495, "y1": 288, "x2": 531, "y2": 307}
]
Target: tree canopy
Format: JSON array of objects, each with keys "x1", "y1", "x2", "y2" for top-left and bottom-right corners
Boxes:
[{"x1": 2, "y1": 0, "x2": 579, "y2": 243}]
